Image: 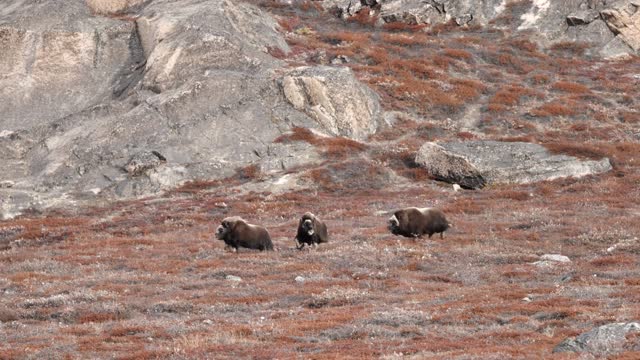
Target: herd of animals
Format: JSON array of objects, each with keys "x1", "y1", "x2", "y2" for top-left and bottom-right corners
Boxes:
[{"x1": 215, "y1": 207, "x2": 452, "y2": 252}]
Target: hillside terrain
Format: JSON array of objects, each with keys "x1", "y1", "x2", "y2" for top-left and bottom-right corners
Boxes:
[{"x1": 1, "y1": 0, "x2": 640, "y2": 358}]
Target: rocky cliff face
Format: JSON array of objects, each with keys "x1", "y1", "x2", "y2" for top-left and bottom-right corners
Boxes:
[
  {"x1": 0, "y1": 0, "x2": 381, "y2": 219},
  {"x1": 324, "y1": 0, "x2": 640, "y2": 58}
]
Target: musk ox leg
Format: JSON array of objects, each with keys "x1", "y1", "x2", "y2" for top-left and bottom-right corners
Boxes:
[
  {"x1": 440, "y1": 232, "x2": 444, "y2": 239},
  {"x1": 295, "y1": 239, "x2": 306, "y2": 250}
]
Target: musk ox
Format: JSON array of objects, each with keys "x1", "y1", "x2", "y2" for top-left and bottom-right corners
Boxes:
[
  {"x1": 388, "y1": 207, "x2": 451, "y2": 239},
  {"x1": 215, "y1": 216, "x2": 274, "y2": 251},
  {"x1": 295, "y1": 212, "x2": 328, "y2": 250}
]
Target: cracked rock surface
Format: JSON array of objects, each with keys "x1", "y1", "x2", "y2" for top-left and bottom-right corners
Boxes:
[{"x1": 0, "y1": 0, "x2": 381, "y2": 219}]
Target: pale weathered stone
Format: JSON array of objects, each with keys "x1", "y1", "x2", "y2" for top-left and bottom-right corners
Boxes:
[
  {"x1": 554, "y1": 322, "x2": 640, "y2": 355},
  {"x1": 416, "y1": 141, "x2": 612, "y2": 188},
  {"x1": 280, "y1": 66, "x2": 381, "y2": 140},
  {"x1": 601, "y1": 2, "x2": 640, "y2": 50}
]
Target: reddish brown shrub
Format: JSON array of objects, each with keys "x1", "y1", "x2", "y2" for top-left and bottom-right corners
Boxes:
[
  {"x1": 169, "y1": 179, "x2": 226, "y2": 194},
  {"x1": 77, "y1": 311, "x2": 121, "y2": 324},
  {"x1": 382, "y1": 22, "x2": 428, "y2": 32},
  {"x1": 347, "y1": 8, "x2": 378, "y2": 27},
  {"x1": 569, "y1": 122, "x2": 589, "y2": 132},
  {"x1": 256, "y1": 0, "x2": 288, "y2": 9},
  {"x1": 529, "y1": 73, "x2": 550, "y2": 85},
  {"x1": 508, "y1": 38, "x2": 539, "y2": 53},
  {"x1": 381, "y1": 33, "x2": 429, "y2": 47},
  {"x1": 551, "y1": 81, "x2": 590, "y2": 94},
  {"x1": 549, "y1": 41, "x2": 590, "y2": 56},
  {"x1": 235, "y1": 164, "x2": 262, "y2": 181},
  {"x1": 432, "y1": 55, "x2": 453, "y2": 69},
  {"x1": 452, "y1": 79, "x2": 487, "y2": 100},
  {"x1": 321, "y1": 137, "x2": 368, "y2": 159},
  {"x1": 589, "y1": 254, "x2": 636, "y2": 267},
  {"x1": 277, "y1": 16, "x2": 301, "y2": 33},
  {"x1": 457, "y1": 131, "x2": 477, "y2": 140},
  {"x1": 267, "y1": 46, "x2": 287, "y2": 59},
  {"x1": 322, "y1": 31, "x2": 370, "y2": 45},
  {"x1": 366, "y1": 47, "x2": 391, "y2": 65},
  {"x1": 295, "y1": 0, "x2": 323, "y2": 12},
  {"x1": 543, "y1": 142, "x2": 607, "y2": 160},
  {"x1": 529, "y1": 102, "x2": 577, "y2": 117},
  {"x1": 442, "y1": 48, "x2": 474, "y2": 61},
  {"x1": 492, "y1": 190, "x2": 531, "y2": 201},
  {"x1": 619, "y1": 111, "x2": 640, "y2": 124},
  {"x1": 389, "y1": 59, "x2": 439, "y2": 79}
]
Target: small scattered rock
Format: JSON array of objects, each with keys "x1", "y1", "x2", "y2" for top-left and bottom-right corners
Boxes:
[
  {"x1": 567, "y1": 10, "x2": 600, "y2": 26},
  {"x1": 553, "y1": 322, "x2": 640, "y2": 355},
  {"x1": 455, "y1": 14, "x2": 473, "y2": 26},
  {"x1": 124, "y1": 151, "x2": 167, "y2": 176},
  {"x1": 532, "y1": 253, "x2": 572, "y2": 267},
  {"x1": 452, "y1": 184, "x2": 461, "y2": 192},
  {"x1": 295, "y1": 276, "x2": 306, "y2": 283},
  {"x1": 540, "y1": 254, "x2": 571, "y2": 263},
  {"x1": 225, "y1": 275, "x2": 242, "y2": 282},
  {"x1": 0, "y1": 130, "x2": 15, "y2": 138},
  {"x1": 0, "y1": 181, "x2": 15, "y2": 189}
]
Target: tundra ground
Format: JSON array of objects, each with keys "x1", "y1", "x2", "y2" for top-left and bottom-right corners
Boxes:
[{"x1": 1, "y1": 1, "x2": 640, "y2": 358}]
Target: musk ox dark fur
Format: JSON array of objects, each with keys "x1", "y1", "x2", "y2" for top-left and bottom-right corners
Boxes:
[
  {"x1": 295, "y1": 212, "x2": 328, "y2": 250},
  {"x1": 388, "y1": 207, "x2": 451, "y2": 239},
  {"x1": 215, "y1": 216, "x2": 274, "y2": 251}
]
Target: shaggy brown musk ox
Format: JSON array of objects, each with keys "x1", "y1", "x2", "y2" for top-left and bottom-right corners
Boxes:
[
  {"x1": 388, "y1": 207, "x2": 451, "y2": 239},
  {"x1": 215, "y1": 216, "x2": 274, "y2": 251},
  {"x1": 295, "y1": 212, "x2": 328, "y2": 250}
]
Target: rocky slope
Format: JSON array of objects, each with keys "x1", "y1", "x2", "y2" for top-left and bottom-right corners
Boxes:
[
  {"x1": 1, "y1": 0, "x2": 638, "y2": 221},
  {"x1": 0, "y1": 0, "x2": 381, "y2": 219},
  {"x1": 325, "y1": 0, "x2": 640, "y2": 58}
]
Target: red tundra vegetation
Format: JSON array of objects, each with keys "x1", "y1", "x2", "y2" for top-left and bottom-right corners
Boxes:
[{"x1": 1, "y1": 1, "x2": 639, "y2": 358}]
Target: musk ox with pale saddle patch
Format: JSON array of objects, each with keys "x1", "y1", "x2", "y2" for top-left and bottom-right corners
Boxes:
[
  {"x1": 215, "y1": 216, "x2": 274, "y2": 251},
  {"x1": 388, "y1": 207, "x2": 451, "y2": 239},
  {"x1": 295, "y1": 212, "x2": 328, "y2": 250}
]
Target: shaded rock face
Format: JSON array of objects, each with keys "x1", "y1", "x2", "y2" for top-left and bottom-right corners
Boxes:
[
  {"x1": 554, "y1": 322, "x2": 640, "y2": 355},
  {"x1": 414, "y1": 142, "x2": 487, "y2": 190},
  {"x1": 280, "y1": 66, "x2": 380, "y2": 140},
  {"x1": 0, "y1": 0, "x2": 382, "y2": 218},
  {"x1": 0, "y1": 0, "x2": 142, "y2": 129},
  {"x1": 415, "y1": 141, "x2": 612, "y2": 189}
]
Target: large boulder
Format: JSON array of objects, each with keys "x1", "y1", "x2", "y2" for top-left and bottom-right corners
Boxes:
[
  {"x1": 415, "y1": 141, "x2": 612, "y2": 189},
  {"x1": 554, "y1": 322, "x2": 640, "y2": 355},
  {"x1": 280, "y1": 66, "x2": 381, "y2": 140},
  {"x1": 414, "y1": 142, "x2": 486, "y2": 189},
  {"x1": 601, "y1": 1, "x2": 640, "y2": 51}
]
